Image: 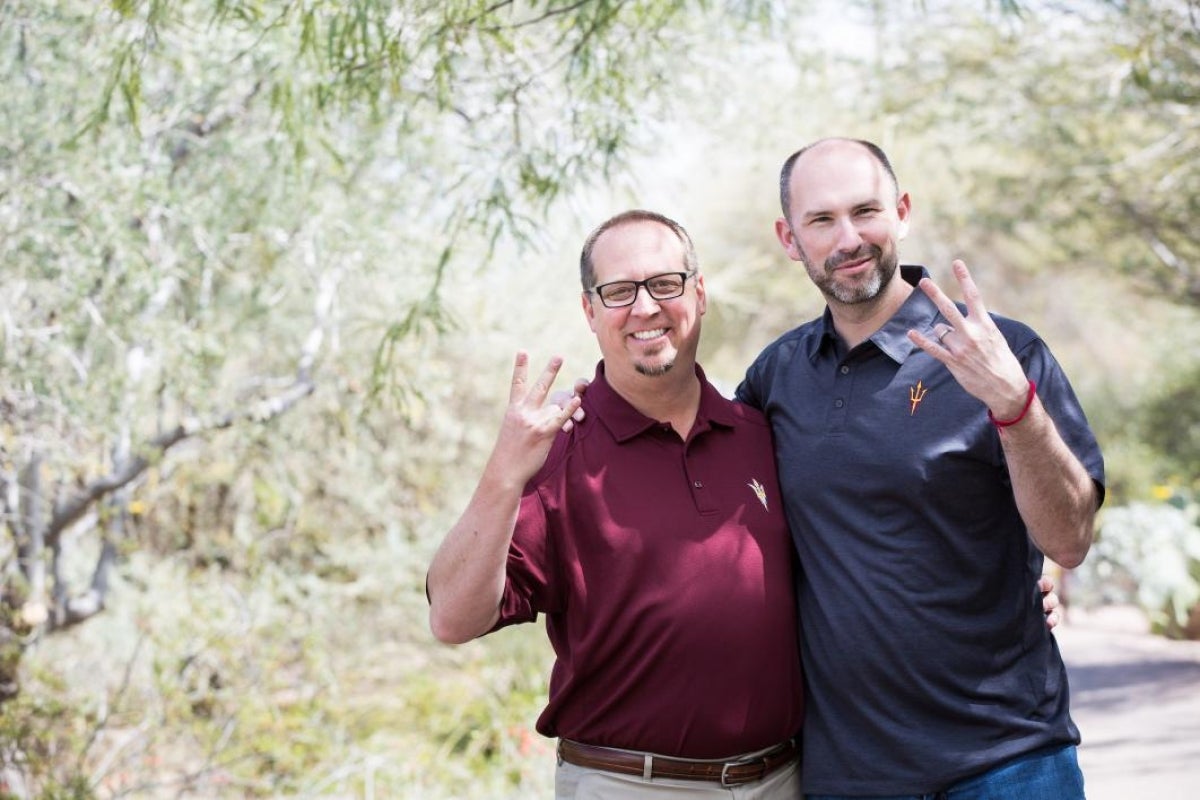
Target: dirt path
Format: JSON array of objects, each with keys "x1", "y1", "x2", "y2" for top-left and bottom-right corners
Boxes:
[{"x1": 1057, "y1": 606, "x2": 1200, "y2": 799}]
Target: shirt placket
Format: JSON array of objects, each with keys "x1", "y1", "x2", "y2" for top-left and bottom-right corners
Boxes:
[
  {"x1": 681, "y1": 428, "x2": 716, "y2": 514},
  {"x1": 829, "y1": 360, "x2": 853, "y2": 431}
]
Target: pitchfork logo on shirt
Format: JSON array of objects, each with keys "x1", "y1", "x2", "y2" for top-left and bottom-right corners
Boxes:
[
  {"x1": 748, "y1": 478, "x2": 769, "y2": 511},
  {"x1": 909, "y1": 379, "x2": 929, "y2": 416}
]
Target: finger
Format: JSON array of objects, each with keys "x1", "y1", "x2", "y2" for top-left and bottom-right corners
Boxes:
[
  {"x1": 916, "y1": 276, "x2": 967, "y2": 329},
  {"x1": 950, "y1": 259, "x2": 990, "y2": 320},
  {"x1": 932, "y1": 323, "x2": 955, "y2": 344},
  {"x1": 547, "y1": 388, "x2": 574, "y2": 408},
  {"x1": 906, "y1": 329, "x2": 954, "y2": 365},
  {"x1": 524, "y1": 356, "x2": 565, "y2": 406},
  {"x1": 554, "y1": 394, "x2": 583, "y2": 431},
  {"x1": 548, "y1": 378, "x2": 589, "y2": 431},
  {"x1": 509, "y1": 351, "x2": 530, "y2": 404},
  {"x1": 1037, "y1": 575, "x2": 1053, "y2": 595}
]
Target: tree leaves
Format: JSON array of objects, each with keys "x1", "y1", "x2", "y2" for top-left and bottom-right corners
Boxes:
[{"x1": 885, "y1": 0, "x2": 1200, "y2": 306}]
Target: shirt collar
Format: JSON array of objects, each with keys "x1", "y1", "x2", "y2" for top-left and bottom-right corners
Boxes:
[
  {"x1": 808, "y1": 265, "x2": 945, "y2": 365},
  {"x1": 590, "y1": 361, "x2": 737, "y2": 443}
]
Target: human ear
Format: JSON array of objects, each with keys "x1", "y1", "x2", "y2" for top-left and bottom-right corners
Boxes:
[{"x1": 774, "y1": 217, "x2": 803, "y2": 261}]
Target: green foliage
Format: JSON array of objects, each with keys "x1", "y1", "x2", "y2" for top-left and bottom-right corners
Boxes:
[
  {"x1": 87, "y1": 0, "x2": 777, "y2": 293},
  {"x1": 3, "y1": 4, "x2": 329, "y2": 472},
  {"x1": 0, "y1": 0, "x2": 780, "y2": 435},
  {"x1": 6, "y1": 533, "x2": 557, "y2": 797},
  {"x1": 881, "y1": 0, "x2": 1200, "y2": 305},
  {"x1": 1138, "y1": 362, "x2": 1200, "y2": 479},
  {"x1": 0, "y1": 691, "x2": 96, "y2": 799},
  {"x1": 1074, "y1": 484, "x2": 1200, "y2": 637}
]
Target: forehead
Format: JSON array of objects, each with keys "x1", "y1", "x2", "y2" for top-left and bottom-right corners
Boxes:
[
  {"x1": 591, "y1": 221, "x2": 686, "y2": 280},
  {"x1": 789, "y1": 142, "x2": 893, "y2": 216}
]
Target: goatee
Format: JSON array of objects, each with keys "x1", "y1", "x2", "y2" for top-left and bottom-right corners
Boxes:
[
  {"x1": 816, "y1": 244, "x2": 897, "y2": 305},
  {"x1": 635, "y1": 360, "x2": 675, "y2": 377}
]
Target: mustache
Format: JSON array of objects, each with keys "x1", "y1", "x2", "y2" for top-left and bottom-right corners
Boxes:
[{"x1": 826, "y1": 244, "x2": 882, "y2": 271}]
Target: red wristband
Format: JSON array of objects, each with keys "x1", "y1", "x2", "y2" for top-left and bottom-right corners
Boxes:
[{"x1": 988, "y1": 379, "x2": 1037, "y2": 429}]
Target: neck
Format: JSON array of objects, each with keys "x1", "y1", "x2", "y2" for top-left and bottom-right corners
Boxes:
[
  {"x1": 608, "y1": 362, "x2": 702, "y2": 438},
  {"x1": 828, "y1": 277, "x2": 913, "y2": 350}
]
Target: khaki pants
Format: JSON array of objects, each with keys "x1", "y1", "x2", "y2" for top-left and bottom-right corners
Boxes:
[{"x1": 555, "y1": 754, "x2": 801, "y2": 799}]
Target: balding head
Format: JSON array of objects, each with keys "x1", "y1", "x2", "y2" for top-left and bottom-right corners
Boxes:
[{"x1": 779, "y1": 138, "x2": 900, "y2": 221}]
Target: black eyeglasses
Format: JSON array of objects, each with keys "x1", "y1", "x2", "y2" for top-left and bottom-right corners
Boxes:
[{"x1": 591, "y1": 272, "x2": 695, "y2": 309}]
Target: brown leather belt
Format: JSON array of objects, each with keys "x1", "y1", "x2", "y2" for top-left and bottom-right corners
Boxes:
[{"x1": 557, "y1": 737, "x2": 800, "y2": 787}]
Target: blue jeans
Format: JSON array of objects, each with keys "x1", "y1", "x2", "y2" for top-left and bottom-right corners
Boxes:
[{"x1": 806, "y1": 744, "x2": 1085, "y2": 800}]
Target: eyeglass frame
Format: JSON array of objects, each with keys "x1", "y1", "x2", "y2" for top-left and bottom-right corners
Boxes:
[{"x1": 589, "y1": 271, "x2": 697, "y2": 309}]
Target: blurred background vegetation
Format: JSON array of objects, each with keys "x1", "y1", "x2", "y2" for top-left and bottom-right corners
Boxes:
[{"x1": 0, "y1": 0, "x2": 1196, "y2": 796}]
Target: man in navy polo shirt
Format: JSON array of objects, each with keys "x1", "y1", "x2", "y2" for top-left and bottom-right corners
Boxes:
[
  {"x1": 737, "y1": 137, "x2": 1105, "y2": 798},
  {"x1": 428, "y1": 210, "x2": 805, "y2": 797}
]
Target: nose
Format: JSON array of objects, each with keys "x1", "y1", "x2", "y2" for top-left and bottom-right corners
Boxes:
[{"x1": 832, "y1": 216, "x2": 864, "y2": 252}]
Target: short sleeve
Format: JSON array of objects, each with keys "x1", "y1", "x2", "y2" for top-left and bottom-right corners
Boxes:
[{"x1": 492, "y1": 487, "x2": 554, "y2": 629}]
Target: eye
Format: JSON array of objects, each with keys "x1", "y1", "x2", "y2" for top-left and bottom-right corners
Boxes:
[{"x1": 603, "y1": 284, "x2": 635, "y2": 302}]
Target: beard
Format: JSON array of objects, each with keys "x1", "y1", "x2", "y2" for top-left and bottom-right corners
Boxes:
[
  {"x1": 804, "y1": 243, "x2": 899, "y2": 305},
  {"x1": 635, "y1": 359, "x2": 675, "y2": 377}
]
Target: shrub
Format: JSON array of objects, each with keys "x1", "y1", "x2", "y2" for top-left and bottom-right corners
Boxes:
[{"x1": 1074, "y1": 487, "x2": 1200, "y2": 638}]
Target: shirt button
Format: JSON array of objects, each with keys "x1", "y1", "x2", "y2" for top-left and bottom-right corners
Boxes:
[
  {"x1": 834, "y1": 398, "x2": 845, "y2": 408},
  {"x1": 693, "y1": 480, "x2": 703, "y2": 489},
  {"x1": 840, "y1": 365, "x2": 850, "y2": 374}
]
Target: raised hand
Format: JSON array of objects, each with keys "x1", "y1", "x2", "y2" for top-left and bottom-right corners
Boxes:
[
  {"x1": 906, "y1": 260, "x2": 1031, "y2": 420},
  {"x1": 490, "y1": 352, "x2": 583, "y2": 485}
]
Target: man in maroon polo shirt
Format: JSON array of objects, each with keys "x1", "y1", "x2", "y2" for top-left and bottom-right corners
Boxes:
[{"x1": 427, "y1": 210, "x2": 805, "y2": 798}]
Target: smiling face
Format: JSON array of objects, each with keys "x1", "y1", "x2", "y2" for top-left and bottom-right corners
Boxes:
[
  {"x1": 776, "y1": 139, "x2": 911, "y2": 308},
  {"x1": 582, "y1": 219, "x2": 706, "y2": 383}
]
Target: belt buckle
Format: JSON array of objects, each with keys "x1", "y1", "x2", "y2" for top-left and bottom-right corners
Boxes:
[{"x1": 720, "y1": 755, "x2": 766, "y2": 788}]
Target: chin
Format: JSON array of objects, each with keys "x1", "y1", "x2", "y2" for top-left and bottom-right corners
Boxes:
[
  {"x1": 635, "y1": 360, "x2": 675, "y2": 377},
  {"x1": 830, "y1": 271, "x2": 885, "y2": 304}
]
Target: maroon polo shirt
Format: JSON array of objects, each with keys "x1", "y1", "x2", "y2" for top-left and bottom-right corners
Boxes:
[{"x1": 494, "y1": 361, "x2": 804, "y2": 759}]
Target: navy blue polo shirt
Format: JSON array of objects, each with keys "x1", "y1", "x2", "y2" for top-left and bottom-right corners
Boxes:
[{"x1": 736, "y1": 266, "x2": 1104, "y2": 795}]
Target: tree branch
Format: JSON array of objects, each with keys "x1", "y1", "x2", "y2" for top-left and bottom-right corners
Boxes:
[
  {"x1": 47, "y1": 374, "x2": 316, "y2": 540},
  {"x1": 46, "y1": 265, "x2": 340, "y2": 542}
]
